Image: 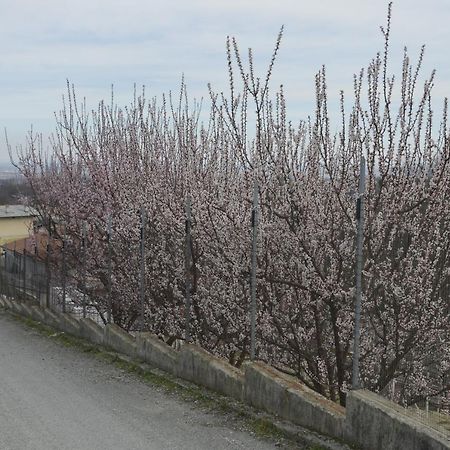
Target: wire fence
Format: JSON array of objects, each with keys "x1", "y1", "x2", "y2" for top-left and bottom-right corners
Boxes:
[
  {"x1": 0, "y1": 245, "x2": 106, "y2": 325},
  {"x1": 376, "y1": 377, "x2": 450, "y2": 438},
  {"x1": 1, "y1": 184, "x2": 450, "y2": 438}
]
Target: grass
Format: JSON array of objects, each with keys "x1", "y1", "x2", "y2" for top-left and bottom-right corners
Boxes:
[{"x1": 249, "y1": 417, "x2": 285, "y2": 439}]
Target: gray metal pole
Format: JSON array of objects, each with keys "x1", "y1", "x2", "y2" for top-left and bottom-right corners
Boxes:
[
  {"x1": 45, "y1": 239, "x2": 51, "y2": 308},
  {"x1": 139, "y1": 207, "x2": 146, "y2": 331},
  {"x1": 23, "y1": 249, "x2": 26, "y2": 295},
  {"x1": 184, "y1": 196, "x2": 192, "y2": 343},
  {"x1": 250, "y1": 183, "x2": 259, "y2": 361},
  {"x1": 61, "y1": 236, "x2": 66, "y2": 313},
  {"x1": 352, "y1": 156, "x2": 366, "y2": 389},
  {"x1": 82, "y1": 221, "x2": 87, "y2": 318},
  {"x1": 107, "y1": 216, "x2": 112, "y2": 324},
  {"x1": 35, "y1": 243, "x2": 40, "y2": 302},
  {"x1": 14, "y1": 243, "x2": 18, "y2": 297}
]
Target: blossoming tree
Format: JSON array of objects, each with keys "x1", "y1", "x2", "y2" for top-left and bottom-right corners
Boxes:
[{"x1": 13, "y1": 4, "x2": 450, "y2": 407}]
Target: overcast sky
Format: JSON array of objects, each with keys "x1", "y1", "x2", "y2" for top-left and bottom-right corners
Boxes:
[{"x1": 1, "y1": 0, "x2": 449, "y2": 164}]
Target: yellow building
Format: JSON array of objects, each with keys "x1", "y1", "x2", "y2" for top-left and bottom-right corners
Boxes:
[{"x1": 0, "y1": 205, "x2": 37, "y2": 247}]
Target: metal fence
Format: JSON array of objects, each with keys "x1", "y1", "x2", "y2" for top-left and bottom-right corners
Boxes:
[
  {"x1": 1, "y1": 179, "x2": 450, "y2": 437},
  {"x1": 0, "y1": 246, "x2": 105, "y2": 325}
]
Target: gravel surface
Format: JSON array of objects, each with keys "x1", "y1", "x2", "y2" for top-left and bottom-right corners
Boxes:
[{"x1": 0, "y1": 311, "x2": 284, "y2": 450}]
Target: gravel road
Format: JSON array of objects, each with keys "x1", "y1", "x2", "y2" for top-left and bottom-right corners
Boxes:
[{"x1": 0, "y1": 311, "x2": 281, "y2": 450}]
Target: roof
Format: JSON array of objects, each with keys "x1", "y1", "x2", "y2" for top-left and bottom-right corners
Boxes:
[{"x1": 0, "y1": 205, "x2": 37, "y2": 219}]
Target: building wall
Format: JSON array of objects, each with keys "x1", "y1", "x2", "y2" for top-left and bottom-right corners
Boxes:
[{"x1": 0, "y1": 217, "x2": 34, "y2": 246}]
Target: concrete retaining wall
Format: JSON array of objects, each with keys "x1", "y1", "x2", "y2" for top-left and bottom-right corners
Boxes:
[
  {"x1": 44, "y1": 308, "x2": 64, "y2": 330},
  {"x1": 104, "y1": 323, "x2": 136, "y2": 357},
  {"x1": 59, "y1": 314, "x2": 81, "y2": 337},
  {"x1": 244, "y1": 361, "x2": 345, "y2": 439},
  {"x1": 11, "y1": 301, "x2": 26, "y2": 316},
  {"x1": 79, "y1": 318, "x2": 104, "y2": 346},
  {"x1": 2, "y1": 298, "x2": 450, "y2": 449},
  {"x1": 177, "y1": 344, "x2": 244, "y2": 401},
  {"x1": 20, "y1": 303, "x2": 34, "y2": 319},
  {"x1": 30, "y1": 305, "x2": 45, "y2": 323},
  {"x1": 136, "y1": 332, "x2": 178, "y2": 375},
  {"x1": 3, "y1": 297, "x2": 13, "y2": 310},
  {"x1": 346, "y1": 389, "x2": 450, "y2": 450}
]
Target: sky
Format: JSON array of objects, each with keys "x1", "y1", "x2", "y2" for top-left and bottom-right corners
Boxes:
[{"x1": 0, "y1": 0, "x2": 449, "y2": 165}]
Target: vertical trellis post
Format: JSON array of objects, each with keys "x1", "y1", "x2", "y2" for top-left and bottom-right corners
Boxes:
[
  {"x1": 139, "y1": 207, "x2": 146, "y2": 331},
  {"x1": 35, "y1": 242, "x2": 40, "y2": 302},
  {"x1": 13, "y1": 242, "x2": 17, "y2": 296},
  {"x1": 391, "y1": 378, "x2": 396, "y2": 401},
  {"x1": 61, "y1": 232, "x2": 67, "y2": 314},
  {"x1": 250, "y1": 183, "x2": 259, "y2": 361},
  {"x1": 45, "y1": 229, "x2": 51, "y2": 308},
  {"x1": 107, "y1": 215, "x2": 112, "y2": 324},
  {"x1": 184, "y1": 196, "x2": 192, "y2": 343},
  {"x1": 352, "y1": 156, "x2": 366, "y2": 389},
  {"x1": 82, "y1": 221, "x2": 87, "y2": 319},
  {"x1": 13, "y1": 242, "x2": 17, "y2": 297}
]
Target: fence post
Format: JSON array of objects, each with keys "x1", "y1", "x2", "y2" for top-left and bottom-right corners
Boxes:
[
  {"x1": 61, "y1": 234, "x2": 67, "y2": 313},
  {"x1": 13, "y1": 242, "x2": 18, "y2": 297},
  {"x1": 0, "y1": 246, "x2": 2, "y2": 296},
  {"x1": 34, "y1": 242, "x2": 40, "y2": 303},
  {"x1": 107, "y1": 215, "x2": 112, "y2": 324},
  {"x1": 82, "y1": 221, "x2": 87, "y2": 318},
  {"x1": 250, "y1": 183, "x2": 259, "y2": 361},
  {"x1": 139, "y1": 207, "x2": 146, "y2": 331},
  {"x1": 23, "y1": 249, "x2": 27, "y2": 296},
  {"x1": 352, "y1": 156, "x2": 366, "y2": 389},
  {"x1": 45, "y1": 235, "x2": 51, "y2": 308},
  {"x1": 185, "y1": 196, "x2": 192, "y2": 343}
]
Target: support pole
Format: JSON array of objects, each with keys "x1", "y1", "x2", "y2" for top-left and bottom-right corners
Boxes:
[
  {"x1": 139, "y1": 207, "x2": 146, "y2": 331},
  {"x1": 107, "y1": 216, "x2": 112, "y2": 324},
  {"x1": 184, "y1": 196, "x2": 192, "y2": 343},
  {"x1": 35, "y1": 243, "x2": 40, "y2": 303},
  {"x1": 250, "y1": 183, "x2": 259, "y2": 361},
  {"x1": 45, "y1": 236, "x2": 51, "y2": 308},
  {"x1": 82, "y1": 221, "x2": 87, "y2": 318},
  {"x1": 352, "y1": 156, "x2": 366, "y2": 389},
  {"x1": 23, "y1": 249, "x2": 27, "y2": 295},
  {"x1": 61, "y1": 234, "x2": 67, "y2": 313}
]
